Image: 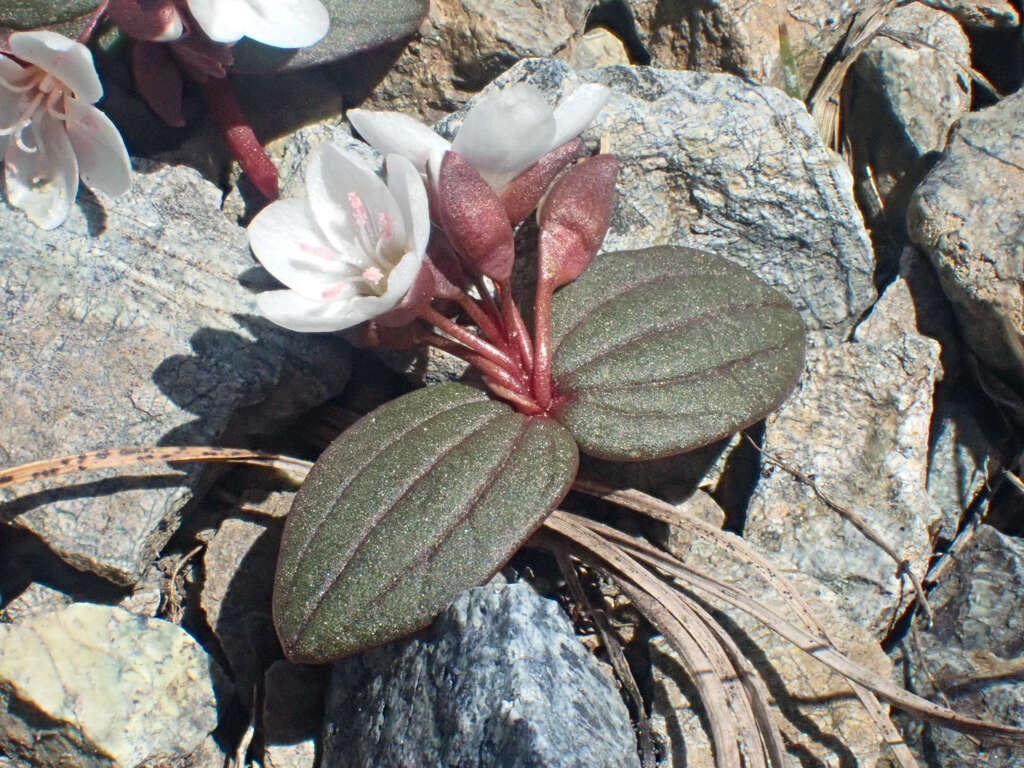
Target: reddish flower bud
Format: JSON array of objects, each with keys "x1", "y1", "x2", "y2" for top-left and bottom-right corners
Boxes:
[
  {"x1": 109, "y1": 0, "x2": 184, "y2": 42},
  {"x1": 434, "y1": 151, "x2": 515, "y2": 282},
  {"x1": 499, "y1": 138, "x2": 581, "y2": 225},
  {"x1": 132, "y1": 42, "x2": 185, "y2": 126},
  {"x1": 537, "y1": 154, "x2": 618, "y2": 289}
]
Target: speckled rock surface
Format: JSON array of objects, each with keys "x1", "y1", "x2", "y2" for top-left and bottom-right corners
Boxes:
[
  {"x1": 927, "y1": 0, "x2": 1020, "y2": 28},
  {"x1": 908, "y1": 88, "x2": 1024, "y2": 404},
  {"x1": 323, "y1": 580, "x2": 640, "y2": 768},
  {"x1": 849, "y1": 4, "x2": 972, "y2": 222},
  {"x1": 652, "y1": 520, "x2": 897, "y2": 766},
  {"x1": 0, "y1": 603, "x2": 218, "y2": 766},
  {"x1": 743, "y1": 277, "x2": 943, "y2": 636},
  {"x1": 0, "y1": 161, "x2": 351, "y2": 585},
  {"x1": 891, "y1": 525, "x2": 1024, "y2": 766}
]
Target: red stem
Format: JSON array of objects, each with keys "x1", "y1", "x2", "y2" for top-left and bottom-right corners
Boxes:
[
  {"x1": 472, "y1": 274, "x2": 503, "y2": 328},
  {"x1": 203, "y1": 77, "x2": 279, "y2": 200},
  {"x1": 484, "y1": 379, "x2": 544, "y2": 415},
  {"x1": 498, "y1": 278, "x2": 535, "y2": 372},
  {"x1": 420, "y1": 305, "x2": 523, "y2": 382},
  {"x1": 532, "y1": 278, "x2": 555, "y2": 411},
  {"x1": 78, "y1": 0, "x2": 109, "y2": 42},
  {"x1": 453, "y1": 290, "x2": 505, "y2": 347},
  {"x1": 422, "y1": 332, "x2": 530, "y2": 395}
]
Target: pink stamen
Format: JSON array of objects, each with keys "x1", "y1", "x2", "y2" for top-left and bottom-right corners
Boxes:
[
  {"x1": 363, "y1": 266, "x2": 385, "y2": 284},
  {"x1": 348, "y1": 192, "x2": 368, "y2": 228},
  {"x1": 377, "y1": 211, "x2": 393, "y2": 241},
  {"x1": 322, "y1": 283, "x2": 346, "y2": 300}
]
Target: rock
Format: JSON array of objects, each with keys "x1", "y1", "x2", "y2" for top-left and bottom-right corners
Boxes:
[
  {"x1": 848, "y1": 4, "x2": 972, "y2": 224},
  {"x1": 742, "y1": 278, "x2": 943, "y2": 636},
  {"x1": 323, "y1": 580, "x2": 640, "y2": 768},
  {"x1": 0, "y1": 161, "x2": 351, "y2": 585},
  {"x1": 262, "y1": 660, "x2": 326, "y2": 768},
  {"x1": 623, "y1": 0, "x2": 856, "y2": 95},
  {"x1": 652, "y1": 519, "x2": 898, "y2": 765},
  {"x1": 0, "y1": 583, "x2": 72, "y2": 624},
  {"x1": 360, "y1": 0, "x2": 597, "y2": 123},
  {"x1": 437, "y1": 59, "x2": 875, "y2": 342},
  {"x1": 926, "y1": 0, "x2": 1020, "y2": 29},
  {"x1": 200, "y1": 511, "x2": 287, "y2": 702},
  {"x1": 0, "y1": 603, "x2": 218, "y2": 766},
  {"x1": 891, "y1": 525, "x2": 1024, "y2": 765},
  {"x1": 907, "y1": 88, "x2": 1024, "y2": 408}
]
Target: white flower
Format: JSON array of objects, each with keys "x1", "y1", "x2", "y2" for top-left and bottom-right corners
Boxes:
[
  {"x1": 248, "y1": 142, "x2": 430, "y2": 333},
  {"x1": 186, "y1": 0, "x2": 330, "y2": 48},
  {"x1": 0, "y1": 31, "x2": 131, "y2": 229},
  {"x1": 347, "y1": 81, "x2": 610, "y2": 194}
]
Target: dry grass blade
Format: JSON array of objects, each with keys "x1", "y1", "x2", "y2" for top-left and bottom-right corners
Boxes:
[
  {"x1": 565, "y1": 513, "x2": 1024, "y2": 745},
  {"x1": 574, "y1": 478, "x2": 920, "y2": 767},
  {"x1": 544, "y1": 513, "x2": 753, "y2": 768},
  {"x1": 551, "y1": 545, "x2": 657, "y2": 768},
  {"x1": 0, "y1": 446, "x2": 313, "y2": 490}
]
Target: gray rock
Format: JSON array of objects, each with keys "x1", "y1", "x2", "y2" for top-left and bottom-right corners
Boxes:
[
  {"x1": 0, "y1": 161, "x2": 351, "y2": 585},
  {"x1": 0, "y1": 603, "x2": 218, "y2": 766},
  {"x1": 892, "y1": 525, "x2": 1024, "y2": 765},
  {"x1": 653, "y1": 512, "x2": 898, "y2": 765},
  {"x1": 360, "y1": 0, "x2": 597, "y2": 123},
  {"x1": 849, "y1": 4, "x2": 972, "y2": 223},
  {"x1": 438, "y1": 59, "x2": 875, "y2": 342},
  {"x1": 322, "y1": 580, "x2": 640, "y2": 768},
  {"x1": 926, "y1": 0, "x2": 1020, "y2": 28},
  {"x1": 743, "y1": 277, "x2": 943, "y2": 636},
  {"x1": 0, "y1": 583, "x2": 72, "y2": 624},
  {"x1": 623, "y1": 0, "x2": 856, "y2": 95},
  {"x1": 262, "y1": 660, "x2": 326, "y2": 767},
  {"x1": 907, "y1": 88, "x2": 1024, "y2": 406}
]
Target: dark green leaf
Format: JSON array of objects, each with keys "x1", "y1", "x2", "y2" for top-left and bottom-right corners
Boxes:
[
  {"x1": 1, "y1": 0, "x2": 96, "y2": 33},
  {"x1": 550, "y1": 246, "x2": 805, "y2": 461},
  {"x1": 230, "y1": 0, "x2": 428, "y2": 73},
  {"x1": 273, "y1": 382, "x2": 578, "y2": 662}
]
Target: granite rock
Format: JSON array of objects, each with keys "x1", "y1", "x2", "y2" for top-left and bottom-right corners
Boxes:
[
  {"x1": 0, "y1": 603, "x2": 218, "y2": 766},
  {"x1": 0, "y1": 161, "x2": 351, "y2": 585},
  {"x1": 743, "y1": 277, "x2": 943, "y2": 636},
  {"x1": 323, "y1": 580, "x2": 640, "y2": 768},
  {"x1": 849, "y1": 4, "x2": 972, "y2": 224},
  {"x1": 892, "y1": 525, "x2": 1024, "y2": 765},
  {"x1": 926, "y1": 0, "x2": 1020, "y2": 28},
  {"x1": 653, "y1": 516, "x2": 897, "y2": 765},
  {"x1": 907, "y1": 88, "x2": 1024, "y2": 406}
]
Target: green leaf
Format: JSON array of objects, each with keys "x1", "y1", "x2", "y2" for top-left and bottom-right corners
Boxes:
[
  {"x1": 230, "y1": 0, "x2": 428, "y2": 73},
  {"x1": 273, "y1": 382, "x2": 578, "y2": 662},
  {"x1": 550, "y1": 246, "x2": 806, "y2": 461},
  {"x1": 1, "y1": 0, "x2": 96, "y2": 31}
]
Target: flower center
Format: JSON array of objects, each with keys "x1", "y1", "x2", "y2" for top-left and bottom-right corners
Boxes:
[
  {"x1": 347, "y1": 191, "x2": 400, "y2": 297},
  {"x1": 0, "y1": 67, "x2": 71, "y2": 153}
]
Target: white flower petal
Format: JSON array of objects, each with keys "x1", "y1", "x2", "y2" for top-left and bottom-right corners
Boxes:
[
  {"x1": 186, "y1": 0, "x2": 329, "y2": 47},
  {"x1": 4, "y1": 115, "x2": 79, "y2": 229},
  {"x1": 65, "y1": 100, "x2": 131, "y2": 197},
  {"x1": 451, "y1": 82, "x2": 556, "y2": 191},
  {"x1": 257, "y1": 289, "x2": 365, "y2": 333},
  {"x1": 385, "y1": 154, "x2": 430, "y2": 258},
  {"x1": 8, "y1": 32, "x2": 102, "y2": 103},
  {"x1": 248, "y1": 197, "x2": 356, "y2": 300},
  {"x1": 550, "y1": 83, "x2": 611, "y2": 149},
  {"x1": 305, "y1": 141, "x2": 405, "y2": 253},
  {"x1": 0, "y1": 54, "x2": 31, "y2": 88},
  {"x1": 347, "y1": 109, "x2": 451, "y2": 174}
]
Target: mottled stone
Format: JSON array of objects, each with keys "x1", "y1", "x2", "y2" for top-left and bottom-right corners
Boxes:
[
  {"x1": 651, "y1": 524, "x2": 897, "y2": 765},
  {"x1": 849, "y1": 4, "x2": 972, "y2": 222},
  {"x1": 323, "y1": 581, "x2": 640, "y2": 768},
  {"x1": 361, "y1": 0, "x2": 596, "y2": 123},
  {"x1": 0, "y1": 583, "x2": 72, "y2": 624},
  {"x1": 908, "y1": 88, "x2": 1024, "y2": 404},
  {"x1": 743, "y1": 278, "x2": 943, "y2": 636},
  {"x1": 892, "y1": 525, "x2": 1024, "y2": 765},
  {"x1": 926, "y1": 0, "x2": 1020, "y2": 28},
  {"x1": 624, "y1": 0, "x2": 856, "y2": 95},
  {"x1": 0, "y1": 603, "x2": 218, "y2": 766},
  {"x1": 0, "y1": 161, "x2": 351, "y2": 585}
]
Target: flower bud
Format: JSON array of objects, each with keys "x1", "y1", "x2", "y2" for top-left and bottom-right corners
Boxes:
[
  {"x1": 109, "y1": 0, "x2": 184, "y2": 42},
  {"x1": 499, "y1": 138, "x2": 580, "y2": 224},
  {"x1": 537, "y1": 154, "x2": 618, "y2": 288},
  {"x1": 434, "y1": 151, "x2": 515, "y2": 282}
]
